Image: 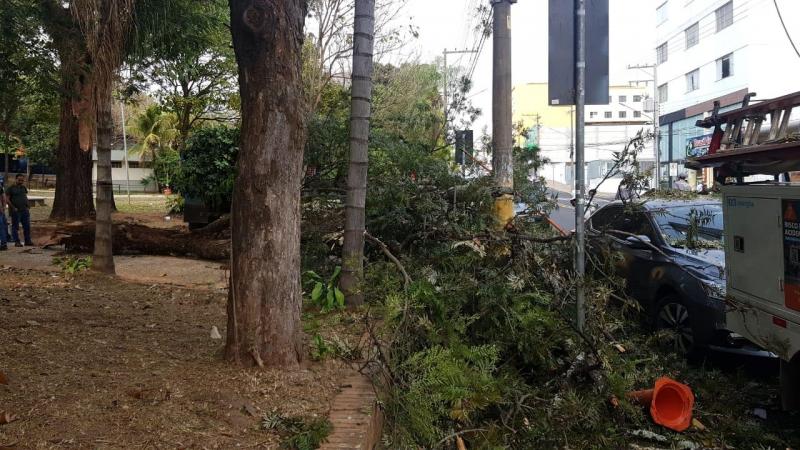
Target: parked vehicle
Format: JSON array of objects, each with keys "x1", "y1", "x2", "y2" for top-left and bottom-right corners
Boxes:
[{"x1": 587, "y1": 198, "x2": 771, "y2": 357}]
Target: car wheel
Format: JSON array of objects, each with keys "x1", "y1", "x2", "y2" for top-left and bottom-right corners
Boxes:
[{"x1": 655, "y1": 296, "x2": 696, "y2": 354}]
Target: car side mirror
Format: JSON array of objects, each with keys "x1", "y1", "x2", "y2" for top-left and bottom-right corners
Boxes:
[{"x1": 625, "y1": 235, "x2": 652, "y2": 250}]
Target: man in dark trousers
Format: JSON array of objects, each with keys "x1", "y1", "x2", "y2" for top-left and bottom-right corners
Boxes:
[
  {"x1": 7, "y1": 174, "x2": 33, "y2": 247},
  {"x1": 0, "y1": 179, "x2": 8, "y2": 250}
]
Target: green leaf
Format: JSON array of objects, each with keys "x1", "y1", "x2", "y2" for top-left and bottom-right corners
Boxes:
[
  {"x1": 311, "y1": 282, "x2": 324, "y2": 302},
  {"x1": 334, "y1": 288, "x2": 345, "y2": 307},
  {"x1": 331, "y1": 266, "x2": 342, "y2": 281},
  {"x1": 326, "y1": 288, "x2": 335, "y2": 307}
]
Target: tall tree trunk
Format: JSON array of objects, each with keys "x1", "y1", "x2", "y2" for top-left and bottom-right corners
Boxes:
[
  {"x1": 93, "y1": 83, "x2": 115, "y2": 274},
  {"x1": 50, "y1": 93, "x2": 95, "y2": 221},
  {"x1": 225, "y1": 0, "x2": 308, "y2": 368},
  {"x1": 340, "y1": 0, "x2": 376, "y2": 306},
  {"x1": 44, "y1": 1, "x2": 96, "y2": 221}
]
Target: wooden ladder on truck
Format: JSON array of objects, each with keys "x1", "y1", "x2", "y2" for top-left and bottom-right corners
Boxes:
[{"x1": 697, "y1": 91, "x2": 800, "y2": 155}]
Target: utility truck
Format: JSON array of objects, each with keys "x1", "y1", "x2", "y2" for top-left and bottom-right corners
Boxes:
[{"x1": 688, "y1": 91, "x2": 800, "y2": 409}]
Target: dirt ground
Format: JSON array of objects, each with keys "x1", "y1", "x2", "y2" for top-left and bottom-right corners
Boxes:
[
  {"x1": 0, "y1": 266, "x2": 359, "y2": 449},
  {"x1": 0, "y1": 247, "x2": 227, "y2": 291}
]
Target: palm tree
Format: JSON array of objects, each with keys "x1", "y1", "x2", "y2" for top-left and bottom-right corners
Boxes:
[
  {"x1": 129, "y1": 105, "x2": 178, "y2": 162},
  {"x1": 340, "y1": 0, "x2": 376, "y2": 306},
  {"x1": 69, "y1": 0, "x2": 137, "y2": 274}
]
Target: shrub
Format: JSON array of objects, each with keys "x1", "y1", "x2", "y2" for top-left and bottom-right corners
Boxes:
[{"x1": 175, "y1": 126, "x2": 239, "y2": 211}]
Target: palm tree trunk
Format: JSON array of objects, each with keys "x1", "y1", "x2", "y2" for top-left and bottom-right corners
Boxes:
[
  {"x1": 225, "y1": 0, "x2": 308, "y2": 368},
  {"x1": 93, "y1": 83, "x2": 115, "y2": 274},
  {"x1": 340, "y1": 0, "x2": 376, "y2": 306}
]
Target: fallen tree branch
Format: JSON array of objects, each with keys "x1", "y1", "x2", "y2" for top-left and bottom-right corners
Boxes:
[
  {"x1": 44, "y1": 221, "x2": 230, "y2": 260},
  {"x1": 365, "y1": 231, "x2": 412, "y2": 291},
  {"x1": 194, "y1": 214, "x2": 230, "y2": 235}
]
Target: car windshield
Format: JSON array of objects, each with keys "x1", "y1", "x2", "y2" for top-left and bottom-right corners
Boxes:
[{"x1": 650, "y1": 204, "x2": 723, "y2": 248}]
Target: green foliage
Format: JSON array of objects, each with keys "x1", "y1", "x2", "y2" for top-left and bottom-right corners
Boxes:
[
  {"x1": 175, "y1": 126, "x2": 239, "y2": 210},
  {"x1": 0, "y1": 0, "x2": 59, "y2": 168},
  {"x1": 153, "y1": 147, "x2": 180, "y2": 189},
  {"x1": 126, "y1": 0, "x2": 237, "y2": 143},
  {"x1": 392, "y1": 344, "x2": 502, "y2": 446},
  {"x1": 303, "y1": 81, "x2": 350, "y2": 189},
  {"x1": 304, "y1": 267, "x2": 345, "y2": 312},
  {"x1": 52, "y1": 256, "x2": 92, "y2": 274},
  {"x1": 165, "y1": 194, "x2": 184, "y2": 214},
  {"x1": 261, "y1": 412, "x2": 332, "y2": 450},
  {"x1": 129, "y1": 105, "x2": 179, "y2": 161},
  {"x1": 310, "y1": 334, "x2": 332, "y2": 361}
]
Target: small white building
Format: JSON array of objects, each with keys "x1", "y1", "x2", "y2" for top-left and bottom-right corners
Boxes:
[
  {"x1": 91, "y1": 136, "x2": 157, "y2": 193},
  {"x1": 654, "y1": 0, "x2": 800, "y2": 185},
  {"x1": 514, "y1": 83, "x2": 656, "y2": 194}
]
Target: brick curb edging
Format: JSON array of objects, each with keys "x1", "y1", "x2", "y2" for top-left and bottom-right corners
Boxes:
[{"x1": 319, "y1": 372, "x2": 383, "y2": 449}]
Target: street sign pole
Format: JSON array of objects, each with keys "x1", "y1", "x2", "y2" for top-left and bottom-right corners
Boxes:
[{"x1": 575, "y1": 0, "x2": 587, "y2": 332}]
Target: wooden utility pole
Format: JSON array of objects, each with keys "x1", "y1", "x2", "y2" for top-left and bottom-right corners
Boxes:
[
  {"x1": 341, "y1": 0, "x2": 376, "y2": 306},
  {"x1": 491, "y1": 0, "x2": 516, "y2": 229}
]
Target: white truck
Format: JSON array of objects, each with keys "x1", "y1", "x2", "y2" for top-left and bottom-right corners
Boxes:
[{"x1": 723, "y1": 183, "x2": 800, "y2": 410}]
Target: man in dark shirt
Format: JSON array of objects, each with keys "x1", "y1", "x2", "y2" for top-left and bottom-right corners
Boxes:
[
  {"x1": 0, "y1": 181, "x2": 8, "y2": 250},
  {"x1": 7, "y1": 174, "x2": 32, "y2": 247}
]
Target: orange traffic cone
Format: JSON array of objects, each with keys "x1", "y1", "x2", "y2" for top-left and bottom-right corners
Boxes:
[{"x1": 627, "y1": 377, "x2": 695, "y2": 432}]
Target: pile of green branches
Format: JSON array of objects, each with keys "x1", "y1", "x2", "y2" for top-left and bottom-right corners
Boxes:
[{"x1": 347, "y1": 143, "x2": 796, "y2": 449}]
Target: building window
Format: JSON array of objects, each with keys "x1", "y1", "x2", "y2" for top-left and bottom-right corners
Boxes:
[
  {"x1": 717, "y1": 53, "x2": 733, "y2": 79},
  {"x1": 685, "y1": 69, "x2": 699, "y2": 92},
  {"x1": 657, "y1": 42, "x2": 668, "y2": 64},
  {"x1": 619, "y1": 111, "x2": 627, "y2": 119},
  {"x1": 604, "y1": 111, "x2": 612, "y2": 119},
  {"x1": 608, "y1": 96, "x2": 612, "y2": 103},
  {"x1": 633, "y1": 95, "x2": 642, "y2": 102},
  {"x1": 634, "y1": 111, "x2": 642, "y2": 118},
  {"x1": 716, "y1": 1, "x2": 733, "y2": 32},
  {"x1": 658, "y1": 83, "x2": 669, "y2": 102},
  {"x1": 685, "y1": 22, "x2": 699, "y2": 48},
  {"x1": 589, "y1": 111, "x2": 598, "y2": 119},
  {"x1": 619, "y1": 95, "x2": 627, "y2": 103},
  {"x1": 111, "y1": 161, "x2": 122, "y2": 168},
  {"x1": 656, "y1": 2, "x2": 668, "y2": 24}
]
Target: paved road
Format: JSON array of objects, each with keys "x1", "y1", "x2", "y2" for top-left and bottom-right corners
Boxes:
[{"x1": 546, "y1": 187, "x2": 612, "y2": 232}]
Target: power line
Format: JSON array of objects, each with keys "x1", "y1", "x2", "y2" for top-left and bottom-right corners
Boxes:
[{"x1": 773, "y1": 0, "x2": 800, "y2": 58}]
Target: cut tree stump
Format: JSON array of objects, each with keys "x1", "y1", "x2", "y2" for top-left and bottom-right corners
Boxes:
[{"x1": 44, "y1": 221, "x2": 230, "y2": 261}]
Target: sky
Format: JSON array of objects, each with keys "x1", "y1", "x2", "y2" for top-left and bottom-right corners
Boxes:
[{"x1": 389, "y1": 0, "x2": 657, "y2": 133}]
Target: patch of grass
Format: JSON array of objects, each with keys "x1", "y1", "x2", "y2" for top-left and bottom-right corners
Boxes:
[
  {"x1": 52, "y1": 255, "x2": 92, "y2": 273},
  {"x1": 115, "y1": 196, "x2": 169, "y2": 214}
]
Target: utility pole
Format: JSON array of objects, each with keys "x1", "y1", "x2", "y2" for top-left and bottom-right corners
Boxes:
[
  {"x1": 628, "y1": 63, "x2": 659, "y2": 188},
  {"x1": 575, "y1": 0, "x2": 587, "y2": 332},
  {"x1": 491, "y1": 0, "x2": 516, "y2": 229}
]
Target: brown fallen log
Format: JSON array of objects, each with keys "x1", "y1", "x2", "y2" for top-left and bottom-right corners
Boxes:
[{"x1": 44, "y1": 221, "x2": 230, "y2": 260}]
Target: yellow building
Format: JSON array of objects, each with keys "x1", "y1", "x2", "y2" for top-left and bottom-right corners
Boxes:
[{"x1": 511, "y1": 82, "x2": 656, "y2": 193}]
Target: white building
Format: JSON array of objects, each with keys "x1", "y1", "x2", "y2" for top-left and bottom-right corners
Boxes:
[
  {"x1": 91, "y1": 136, "x2": 158, "y2": 193},
  {"x1": 655, "y1": 0, "x2": 800, "y2": 185},
  {"x1": 513, "y1": 83, "x2": 656, "y2": 194}
]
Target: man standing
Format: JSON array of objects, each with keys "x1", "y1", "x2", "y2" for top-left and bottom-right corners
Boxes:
[
  {"x1": 0, "y1": 180, "x2": 8, "y2": 250},
  {"x1": 7, "y1": 174, "x2": 33, "y2": 247},
  {"x1": 673, "y1": 173, "x2": 691, "y2": 192}
]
